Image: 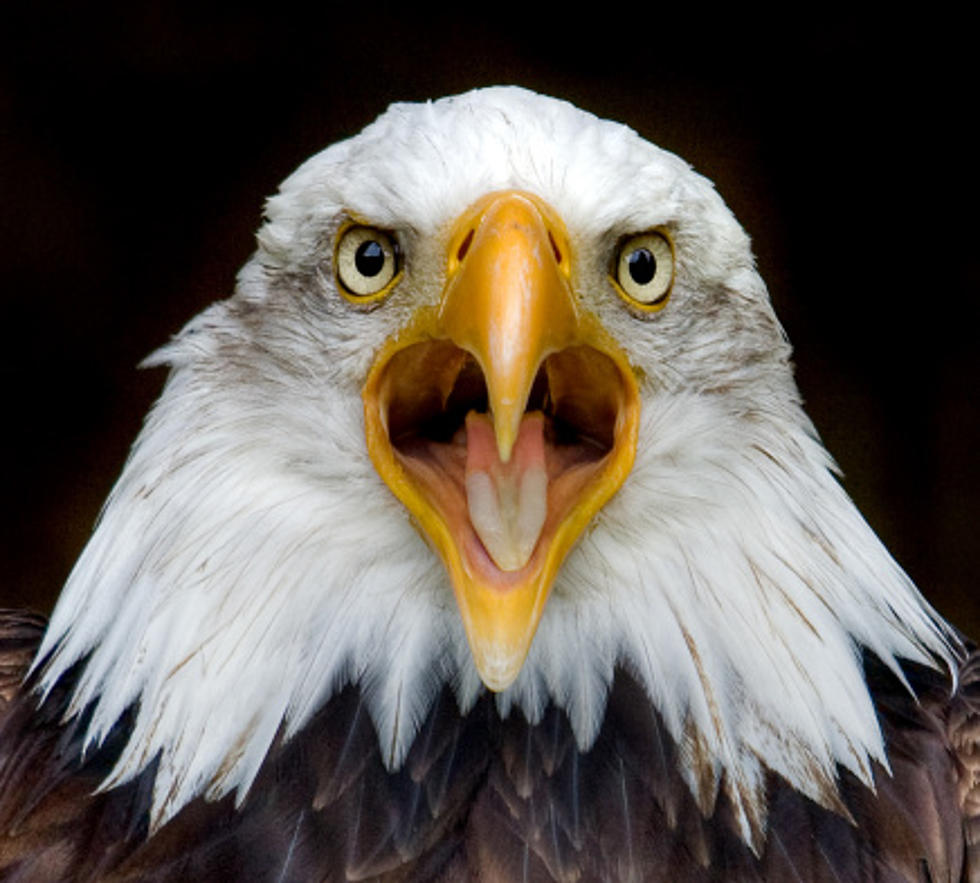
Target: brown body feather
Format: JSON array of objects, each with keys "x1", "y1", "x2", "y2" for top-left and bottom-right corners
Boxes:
[{"x1": 1, "y1": 611, "x2": 978, "y2": 882}]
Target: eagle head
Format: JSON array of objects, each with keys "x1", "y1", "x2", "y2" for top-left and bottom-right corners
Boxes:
[{"x1": 34, "y1": 87, "x2": 955, "y2": 837}]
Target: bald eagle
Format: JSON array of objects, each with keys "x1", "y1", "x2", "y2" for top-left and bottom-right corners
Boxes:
[{"x1": 1, "y1": 87, "x2": 978, "y2": 882}]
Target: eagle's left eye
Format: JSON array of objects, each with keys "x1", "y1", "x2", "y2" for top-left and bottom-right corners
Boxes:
[
  {"x1": 335, "y1": 226, "x2": 401, "y2": 300},
  {"x1": 612, "y1": 231, "x2": 674, "y2": 311}
]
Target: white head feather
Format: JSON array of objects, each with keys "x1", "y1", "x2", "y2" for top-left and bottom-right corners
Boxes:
[{"x1": 34, "y1": 87, "x2": 956, "y2": 841}]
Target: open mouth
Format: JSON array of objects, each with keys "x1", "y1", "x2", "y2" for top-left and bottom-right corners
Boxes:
[
  {"x1": 359, "y1": 189, "x2": 640, "y2": 689},
  {"x1": 373, "y1": 340, "x2": 626, "y2": 584}
]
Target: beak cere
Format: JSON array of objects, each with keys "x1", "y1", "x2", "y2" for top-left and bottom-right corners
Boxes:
[{"x1": 363, "y1": 191, "x2": 640, "y2": 690}]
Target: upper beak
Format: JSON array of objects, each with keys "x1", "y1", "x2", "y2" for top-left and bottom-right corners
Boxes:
[
  {"x1": 439, "y1": 192, "x2": 581, "y2": 462},
  {"x1": 363, "y1": 191, "x2": 640, "y2": 690}
]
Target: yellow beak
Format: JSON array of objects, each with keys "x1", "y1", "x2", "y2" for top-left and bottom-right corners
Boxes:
[
  {"x1": 363, "y1": 191, "x2": 639, "y2": 690},
  {"x1": 439, "y1": 192, "x2": 581, "y2": 462}
]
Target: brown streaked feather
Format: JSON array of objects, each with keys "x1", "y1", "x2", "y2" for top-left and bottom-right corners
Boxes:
[
  {"x1": 0, "y1": 612, "x2": 45, "y2": 708},
  {"x1": 1, "y1": 609, "x2": 979, "y2": 882},
  {"x1": 949, "y1": 648, "x2": 980, "y2": 882}
]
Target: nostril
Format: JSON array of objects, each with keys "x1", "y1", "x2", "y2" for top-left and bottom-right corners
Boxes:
[
  {"x1": 547, "y1": 230, "x2": 562, "y2": 265},
  {"x1": 457, "y1": 228, "x2": 475, "y2": 262}
]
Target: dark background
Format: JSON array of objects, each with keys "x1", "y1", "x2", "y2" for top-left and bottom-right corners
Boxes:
[{"x1": 2, "y1": 7, "x2": 976, "y2": 637}]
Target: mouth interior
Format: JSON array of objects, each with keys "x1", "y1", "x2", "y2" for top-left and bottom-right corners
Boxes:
[{"x1": 379, "y1": 341, "x2": 623, "y2": 576}]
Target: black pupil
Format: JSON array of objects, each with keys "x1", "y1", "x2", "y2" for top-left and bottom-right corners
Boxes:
[
  {"x1": 355, "y1": 240, "x2": 386, "y2": 277},
  {"x1": 627, "y1": 248, "x2": 656, "y2": 285}
]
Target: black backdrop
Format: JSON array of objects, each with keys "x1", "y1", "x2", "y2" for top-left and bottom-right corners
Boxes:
[{"x1": 2, "y1": 6, "x2": 977, "y2": 638}]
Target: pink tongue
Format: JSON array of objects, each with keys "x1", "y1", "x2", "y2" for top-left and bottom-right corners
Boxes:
[{"x1": 464, "y1": 412, "x2": 548, "y2": 571}]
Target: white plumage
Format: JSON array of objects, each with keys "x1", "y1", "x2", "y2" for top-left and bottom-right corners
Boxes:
[{"x1": 32, "y1": 87, "x2": 955, "y2": 847}]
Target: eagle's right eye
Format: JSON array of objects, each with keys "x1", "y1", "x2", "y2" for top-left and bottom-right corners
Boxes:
[
  {"x1": 611, "y1": 230, "x2": 674, "y2": 312},
  {"x1": 335, "y1": 226, "x2": 401, "y2": 301}
]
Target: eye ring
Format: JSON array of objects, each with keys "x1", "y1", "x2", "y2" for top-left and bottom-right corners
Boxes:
[
  {"x1": 335, "y1": 225, "x2": 401, "y2": 301},
  {"x1": 612, "y1": 230, "x2": 674, "y2": 311}
]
